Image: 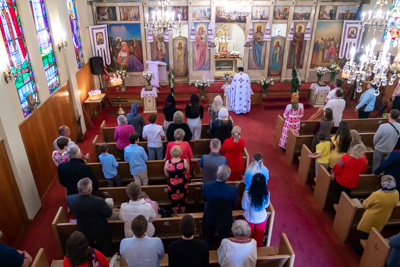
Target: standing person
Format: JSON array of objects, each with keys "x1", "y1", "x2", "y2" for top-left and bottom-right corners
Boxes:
[
  {"x1": 387, "y1": 231, "x2": 400, "y2": 267},
  {"x1": 243, "y1": 153, "x2": 269, "y2": 191},
  {"x1": 310, "y1": 108, "x2": 334, "y2": 153},
  {"x1": 279, "y1": 93, "x2": 305, "y2": 149},
  {"x1": 323, "y1": 89, "x2": 346, "y2": 133},
  {"x1": 185, "y1": 94, "x2": 204, "y2": 140},
  {"x1": 67, "y1": 178, "x2": 113, "y2": 256},
  {"x1": 164, "y1": 145, "x2": 189, "y2": 214},
  {"x1": 166, "y1": 111, "x2": 192, "y2": 142},
  {"x1": 124, "y1": 133, "x2": 149, "y2": 186},
  {"x1": 325, "y1": 79, "x2": 343, "y2": 103},
  {"x1": 329, "y1": 121, "x2": 352, "y2": 169},
  {"x1": 228, "y1": 67, "x2": 254, "y2": 115},
  {"x1": 165, "y1": 129, "x2": 193, "y2": 179},
  {"x1": 211, "y1": 108, "x2": 233, "y2": 144},
  {"x1": 309, "y1": 133, "x2": 331, "y2": 177},
  {"x1": 98, "y1": 143, "x2": 121, "y2": 187},
  {"x1": 163, "y1": 94, "x2": 179, "y2": 133},
  {"x1": 52, "y1": 137, "x2": 70, "y2": 166},
  {"x1": 332, "y1": 140, "x2": 368, "y2": 203},
  {"x1": 373, "y1": 109, "x2": 400, "y2": 172},
  {"x1": 0, "y1": 243, "x2": 32, "y2": 267},
  {"x1": 200, "y1": 139, "x2": 228, "y2": 183},
  {"x1": 53, "y1": 125, "x2": 75, "y2": 150},
  {"x1": 203, "y1": 165, "x2": 238, "y2": 247},
  {"x1": 374, "y1": 150, "x2": 400, "y2": 191},
  {"x1": 142, "y1": 114, "x2": 165, "y2": 160},
  {"x1": 355, "y1": 83, "x2": 377, "y2": 119},
  {"x1": 209, "y1": 95, "x2": 223, "y2": 134},
  {"x1": 242, "y1": 173, "x2": 270, "y2": 247},
  {"x1": 392, "y1": 82, "x2": 400, "y2": 110},
  {"x1": 120, "y1": 215, "x2": 164, "y2": 267},
  {"x1": 114, "y1": 115, "x2": 135, "y2": 160},
  {"x1": 168, "y1": 214, "x2": 209, "y2": 267},
  {"x1": 126, "y1": 104, "x2": 146, "y2": 141},
  {"x1": 222, "y1": 126, "x2": 245, "y2": 181}
]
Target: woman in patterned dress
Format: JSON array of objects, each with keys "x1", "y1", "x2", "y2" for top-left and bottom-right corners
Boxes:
[
  {"x1": 164, "y1": 145, "x2": 189, "y2": 215},
  {"x1": 279, "y1": 93, "x2": 304, "y2": 149},
  {"x1": 165, "y1": 128, "x2": 193, "y2": 179}
]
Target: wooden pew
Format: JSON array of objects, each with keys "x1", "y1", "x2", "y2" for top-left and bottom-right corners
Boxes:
[
  {"x1": 333, "y1": 192, "x2": 400, "y2": 242},
  {"x1": 32, "y1": 248, "x2": 49, "y2": 267},
  {"x1": 359, "y1": 227, "x2": 391, "y2": 267},
  {"x1": 275, "y1": 115, "x2": 285, "y2": 146},
  {"x1": 100, "y1": 120, "x2": 211, "y2": 143},
  {"x1": 313, "y1": 166, "x2": 380, "y2": 210}
]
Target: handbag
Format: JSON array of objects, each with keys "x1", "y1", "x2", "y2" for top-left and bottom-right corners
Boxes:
[{"x1": 389, "y1": 123, "x2": 400, "y2": 149}]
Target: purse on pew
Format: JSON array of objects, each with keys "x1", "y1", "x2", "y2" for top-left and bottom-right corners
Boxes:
[{"x1": 159, "y1": 207, "x2": 172, "y2": 218}]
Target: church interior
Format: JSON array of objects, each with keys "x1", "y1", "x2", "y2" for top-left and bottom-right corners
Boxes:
[{"x1": 1, "y1": 0, "x2": 400, "y2": 266}]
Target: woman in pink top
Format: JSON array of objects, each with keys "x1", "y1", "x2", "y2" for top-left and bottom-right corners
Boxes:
[
  {"x1": 165, "y1": 128, "x2": 193, "y2": 179},
  {"x1": 114, "y1": 115, "x2": 135, "y2": 160}
]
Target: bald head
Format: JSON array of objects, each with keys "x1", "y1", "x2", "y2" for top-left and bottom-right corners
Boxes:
[{"x1": 58, "y1": 125, "x2": 71, "y2": 137}]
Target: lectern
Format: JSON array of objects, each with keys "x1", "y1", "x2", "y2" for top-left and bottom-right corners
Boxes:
[{"x1": 146, "y1": 61, "x2": 167, "y2": 87}]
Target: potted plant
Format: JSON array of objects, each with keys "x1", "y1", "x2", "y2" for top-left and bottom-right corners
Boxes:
[
  {"x1": 142, "y1": 69, "x2": 154, "y2": 89},
  {"x1": 314, "y1": 66, "x2": 329, "y2": 83},
  {"x1": 329, "y1": 61, "x2": 341, "y2": 85},
  {"x1": 257, "y1": 77, "x2": 274, "y2": 97},
  {"x1": 191, "y1": 77, "x2": 210, "y2": 98},
  {"x1": 168, "y1": 70, "x2": 175, "y2": 96}
]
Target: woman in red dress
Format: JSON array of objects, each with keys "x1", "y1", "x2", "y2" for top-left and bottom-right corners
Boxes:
[
  {"x1": 222, "y1": 126, "x2": 245, "y2": 181},
  {"x1": 165, "y1": 128, "x2": 193, "y2": 179}
]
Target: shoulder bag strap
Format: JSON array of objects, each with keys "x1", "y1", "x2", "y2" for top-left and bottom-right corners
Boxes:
[{"x1": 389, "y1": 122, "x2": 400, "y2": 136}]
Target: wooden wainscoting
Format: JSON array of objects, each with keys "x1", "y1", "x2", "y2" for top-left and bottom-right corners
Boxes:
[
  {"x1": 76, "y1": 63, "x2": 96, "y2": 121},
  {"x1": 0, "y1": 140, "x2": 28, "y2": 246},
  {"x1": 19, "y1": 82, "x2": 78, "y2": 199}
]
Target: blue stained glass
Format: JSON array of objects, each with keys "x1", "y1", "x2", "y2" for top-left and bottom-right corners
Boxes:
[{"x1": 66, "y1": 0, "x2": 84, "y2": 69}]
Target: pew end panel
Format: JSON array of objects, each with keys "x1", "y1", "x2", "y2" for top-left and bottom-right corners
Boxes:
[
  {"x1": 298, "y1": 144, "x2": 313, "y2": 185},
  {"x1": 275, "y1": 115, "x2": 285, "y2": 146},
  {"x1": 265, "y1": 203, "x2": 276, "y2": 247},
  {"x1": 52, "y1": 206, "x2": 69, "y2": 255},
  {"x1": 277, "y1": 233, "x2": 295, "y2": 267},
  {"x1": 243, "y1": 147, "x2": 250, "y2": 169},
  {"x1": 92, "y1": 135, "x2": 100, "y2": 161},
  {"x1": 359, "y1": 227, "x2": 390, "y2": 267},
  {"x1": 32, "y1": 248, "x2": 49, "y2": 267},
  {"x1": 313, "y1": 166, "x2": 331, "y2": 210},
  {"x1": 284, "y1": 129, "x2": 297, "y2": 164},
  {"x1": 333, "y1": 192, "x2": 358, "y2": 243}
]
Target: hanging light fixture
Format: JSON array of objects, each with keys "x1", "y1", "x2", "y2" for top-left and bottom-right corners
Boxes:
[
  {"x1": 219, "y1": 1, "x2": 251, "y2": 20},
  {"x1": 145, "y1": 0, "x2": 182, "y2": 36},
  {"x1": 361, "y1": 0, "x2": 390, "y2": 33}
]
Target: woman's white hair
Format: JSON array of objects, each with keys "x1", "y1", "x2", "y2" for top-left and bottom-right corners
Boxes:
[
  {"x1": 117, "y1": 115, "x2": 127, "y2": 126},
  {"x1": 231, "y1": 219, "x2": 251, "y2": 238}
]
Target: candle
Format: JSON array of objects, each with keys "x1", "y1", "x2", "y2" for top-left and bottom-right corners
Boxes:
[
  {"x1": 145, "y1": 13, "x2": 149, "y2": 23},
  {"x1": 362, "y1": 12, "x2": 366, "y2": 21},
  {"x1": 360, "y1": 54, "x2": 367, "y2": 71},
  {"x1": 365, "y1": 45, "x2": 371, "y2": 56},
  {"x1": 369, "y1": 10, "x2": 372, "y2": 20},
  {"x1": 349, "y1": 46, "x2": 356, "y2": 65},
  {"x1": 178, "y1": 13, "x2": 181, "y2": 23}
]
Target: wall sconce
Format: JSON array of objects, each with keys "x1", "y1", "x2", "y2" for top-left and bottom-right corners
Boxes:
[
  {"x1": 3, "y1": 64, "x2": 17, "y2": 84},
  {"x1": 58, "y1": 40, "x2": 68, "y2": 52}
]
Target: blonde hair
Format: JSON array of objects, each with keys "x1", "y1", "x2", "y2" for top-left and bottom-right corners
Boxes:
[
  {"x1": 232, "y1": 126, "x2": 241, "y2": 143},
  {"x1": 171, "y1": 145, "x2": 182, "y2": 158},
  {"x1": 174, "y1": 128, "x2": 185, "y2": 141},
  {"x1": 350, "y1": 130, "x2": 361, "y2": 142},
  {"x1": 212, "y1": 95, "x2": 223, "y2": 112},
  {"x1": 173, "y1": 111, "x2": 184, "y2": 124},
  {"x1": 349, "y1": 140, "x2": 366, "y2": 159}
]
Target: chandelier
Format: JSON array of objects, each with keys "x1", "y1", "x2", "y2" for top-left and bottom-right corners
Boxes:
[
  {"x1": 361, "y1": 0, "x2": 390, "y2": 33},
  {"x1": 219, "y1": 1, "x2": 251, "y2": 19},
  {"x1": 145, "y1": 0, "x2": 182, "y2": 36}
]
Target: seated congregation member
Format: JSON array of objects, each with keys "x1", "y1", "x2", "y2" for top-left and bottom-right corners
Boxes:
[
  {"x1": 211, "y1": 107, "x2": 233, "y2": 145},
  {"x1": 0, "y1": 243, "x2": 32, "y2": 267},
  {"x1": 308, "y1": 133, "x2": 331, "y2": 178},
  {"x1": 142, "y1": 114, "x2": 165, "y2": 160},
  {"x1": 242, "y1": 173, "x2": 270, "y2": 247},
  {"x1": 163, "y1": 94, "x2": 179, "y2": 133},
  {"x1": 98, "y1": 143, "x2": 121, "y2": 187},
  {"x1": 165, "y1": 129, "x2": 193, "y2": 179},
  {"x1": 217, "y1": 219, "x2": 257, "y2": 267},
  {"x1": 329, "y1": 121, "x2": 352, "y2": 170},
  {"x1": 52, "y1": 137, "x2": 69, "y2": 166},
  {"x1": 387, "y1": 231, "x2": 400, "y2": 267},
  {"x1": 140, "y1": 191, "x2": 160, "y2": 218},
  {"x1": 126, "y1": 104, "x2": 146, "y2": 141},
  {"x1": 53, "y1": 125, "x2": 75, "y2": 150},
  {"x1": 185, "y1": 93, "x2": 204, "y2": 140},
  {"x1": 332, "y1": 140, "x2": 367, "y2": 204},
  {"x1": 124, "y1": 133, "x2": 149, "y2": 186},
  {"x1": 58, "y1": 145, "x2": 98, "y2": 196},
  {"x1": 355, "y1": 83, "x2": 377, "y2": 119},
  {"x1": 374, "y1": 150, "x2": 400, "y2": 191},
  {"x1": 167, "y1": 111, "x2": 192, "y2": 142},
  {"x1": 114, "y1": 115, "x2": 135, "y2": 160},
  {"x1": 164, "y1": 145, "x2": 189, "y2": 214},
  {"x1": 67, "y1": 178, "x2": 113, "y2": 256},
  {"x1": 200, "y1": 138, "x2": 227, "y2": 183},
  {"x1": 244, "y1": 153, "x2": 269, "y2": 191},
  {"x1": 209, "y1": 95, "x2": 223, "y2": 133},
  {"x1": 120, "y1": 215, "x2": 164, "y2": 267},
  {"x1": 222, "y1": 126, "x2": 245, "y2": 181},
  {"x1": 323, "y1": 88, "x2": 346, "y2": 133},
  {"x1": 203, "y1": 165, "x2": 238, "y2": 247},
  {"x1": 168, "y1": 215, "x2": 209, "y2": 267},
  {"x1": 278, "y1": 93, "x2": 304, "y2": 149},
  {"x1": 356, "y1": 175, "x2": 399, "y2": 253},
  {"x1": 119, "y1": 182, "x2": 156, "y2": 237},
  {"x1": 63, "y1": 231, "x2": 109, "y2": 267},
  {"x1": 310, "y1": 108, "x2": 333, "y2": 153}
]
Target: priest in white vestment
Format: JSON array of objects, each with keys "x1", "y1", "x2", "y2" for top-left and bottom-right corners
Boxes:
[{"x1": 228, "y1": 67, "x2": 254, "y2": 114}]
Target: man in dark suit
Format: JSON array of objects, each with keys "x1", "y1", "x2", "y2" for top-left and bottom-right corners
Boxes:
[
  {"x1": 67, "y1": 178, "x2": 113, "y2": 256},
  {"x1": 58, "y1": 144, "x2": 98, "y2": 195},
  {"x1": 202, "y1": 165, "x2": 238, "y2": 247},
  {"x1": 374, "y1": 150, "x2": 400, "y2": 191}
]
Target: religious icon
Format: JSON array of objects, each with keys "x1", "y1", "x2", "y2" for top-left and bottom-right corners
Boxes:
[
  {"x1": 347, "y1": 27, "x2": 357, "y2": 39},
  {"x1": 310, "y1": 21, "x2": 343, "y2": 68},
  {"x1": 96, "y1": 32, "x2": 104, "y2": 45},
  {"x1": 337, "y1": 6, "x2": 358, "y2": 20},
  {"x1": 274, "y1": 6, "x2": 290, "y2": 20},
  {"x1": 293, "y1": 7, "x2": 311, "y2": 20},
  {"x1": 173, "y1": 37, "x2": 188, "y2": 77},
  {"x1": 172, "y1": 6, "x2": 188, "y2": 20},
  {"x1": 248, "y1": 24, "x2": 266, "y2": 70},
  {"x1": 192, "y1": 7, "x2": 211, "y2": 21},
  {"x1": 216, "y1": 7, "x2": 246, "y2": 23},
  {"x1": 96, "y1": 6, "x2": 117, "y2": 21},
  {"x1": 152, "y1": 33, "x2": 169, "y2": 68},
  {"x1": 269, "y1": 37, "x2": 285, "y2": 76},
  {"x1": 119, "y1": 6, "x2": 140, "y2": 21},
  {"x1": 251, "y1": 7, "x2": 269, "y2": 21},
  {"x1": 193, "y1": 22, "x2": 210, "y2": 70},
  {"x1": 318, "y1": 6, "x2": 337, "y2": 20},
  {"x1": 287, "y1": 23, "x2": 306, "y2": 69}
]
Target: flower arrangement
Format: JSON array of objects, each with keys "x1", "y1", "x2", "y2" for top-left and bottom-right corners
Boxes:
[
  {"x1": 314, "y1": 66, "x2": 329, "y2": 82},
  {"x1": 168, "y1": 70, "x2": 175, "y2": 96},
  {"x1": 257, "y1": 77, "x2": 274, "y2": 96},
  {"x1": 329, "y1": 61, "x2": 341, "y2": 85},
  {"x1": 142, "y1": 69, "x2": 154, "y2": 86},
  {"x1": 190, "y1": 77, "x2": 210, "y2": 98}
]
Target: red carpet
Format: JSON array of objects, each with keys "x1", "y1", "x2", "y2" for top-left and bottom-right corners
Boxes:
[{"x1": 17, "y1": 99, "x2": 361, "y2": 266}]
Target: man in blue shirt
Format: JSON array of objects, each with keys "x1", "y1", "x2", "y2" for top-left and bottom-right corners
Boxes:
[
  {"x1": 374, "y1": 150, "x2": 400, "y2": 191},
  {"x1": 124, "y1": 133, "x2": 149, "y2": 185},
  {"x1": 0, "y1": 243, "x2": 32, "y2": 267},
  {"x1": 98, "y1": 143, "x2": 121, "y2": 187},
  {"x1": 355, "y1": 83, "x2": 377, "y2": 118}
]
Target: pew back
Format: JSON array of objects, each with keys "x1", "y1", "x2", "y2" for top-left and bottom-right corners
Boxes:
[
  {"x1": 359, "y1": 227, "x2": 390, "y2": 267},
  {"x1": 32, "y1": 248, "x2": 49, "y2": 267}
]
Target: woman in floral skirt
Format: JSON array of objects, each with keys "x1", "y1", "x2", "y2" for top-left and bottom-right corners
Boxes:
[{"x1": 279, "y1": 93, "x2": 304, "y2": 149}]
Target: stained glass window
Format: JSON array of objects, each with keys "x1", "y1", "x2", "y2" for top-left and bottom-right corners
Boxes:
[
  {"x1": 66, "y1": 0, "x2": 84, "y2": 69},
  {"x1": 383, "y1": 0, "x2": 400, "y2": 44},
  {"x1": 30, "y1": 0, "x2": 60, "y2": 93},
  {"x1": 0, "y1": 0, "x2": 39, "y2": 117}
]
